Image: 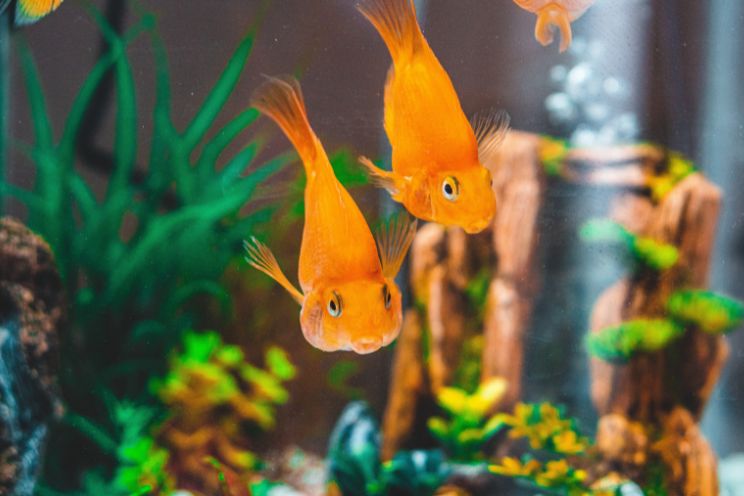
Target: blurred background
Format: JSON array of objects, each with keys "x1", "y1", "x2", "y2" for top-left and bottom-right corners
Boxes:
[{"x1": 2, "y1": 0, "x2": 744, "y2": 493}]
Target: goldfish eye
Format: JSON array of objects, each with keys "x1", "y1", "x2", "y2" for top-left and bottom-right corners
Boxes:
[
  {"x1": 442, "y1": 176, "x2": 460, "y2": 201},
  {"x1": 383, "y1": 284, "x2": 392, "y2": 309},
  {"x1": 327, "y1": 291, "x2": 342, "y2": 318}
]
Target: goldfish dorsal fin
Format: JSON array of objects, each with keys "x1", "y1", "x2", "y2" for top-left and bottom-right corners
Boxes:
[
  {"x1": 357, "y1": 0, "x2": 422, "y2": 60},
  {"x1": 251, "y1": 75, "x2": 319, "y2": 167},
  {"x1": 244, "y1": 237, "x2": 304, "y2": 304},
  {"x1": 359, "y1": 156, "x2": 398, "y2": 195},
  {"x1": 375, "y1": 212, "x2": 417, "y2": 279},
  {"x1": 471, "y1": 108, "x2": 511, "y2": 165}
]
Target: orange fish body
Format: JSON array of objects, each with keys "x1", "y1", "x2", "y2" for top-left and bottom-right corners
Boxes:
[
  {"x1": 245, "y1": 77, "x2": 416, "y2": 354},
  {"x1": 358, "y1": 0, "x2": 509, "y2": 234},
  {"x1": 513, "y1": 0, "x2": 596, "y2": 52}
]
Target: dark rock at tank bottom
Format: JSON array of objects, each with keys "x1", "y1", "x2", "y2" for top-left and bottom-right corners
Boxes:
[{"x1": 0, "y1": 217, "x2": 64, "y2": 495}]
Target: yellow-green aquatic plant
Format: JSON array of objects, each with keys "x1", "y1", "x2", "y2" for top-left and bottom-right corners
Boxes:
[
  {"x1": 647, "y1": 152, "x2": 696, "y2": 201},
  {"x1": 496, "y1": 403, "x2": 590, "y2": 456},
  {"x1": 488, "y1": 403, "x2": 608, "y2": 496},
  {"x1": 152, "y1": 331, "x2": 295, "y2": 494},
  {"x1": 588, "y1": 290, "x2": 744, "y2": 363},
  {"x1": 580, "y1": 219, "x2": 679, "y2": 271},
  {"x1": 586, "y1": 319, "x2": 685, "y2": 363},
  {"x1": 539, "y1": 136, "x2": 569, "y2": 176},
  {"x1": 667, "y1": 289, "x2": 744, "y2": 335},
  {"x1": 427, "y1": 378, "x2": 508, "y2": 462}
]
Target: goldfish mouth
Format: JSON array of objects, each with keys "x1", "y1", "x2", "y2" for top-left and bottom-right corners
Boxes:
[
  {"x1": 462, "y1": 217, "x2": 493, "y2": 234},
  {"x1": 350, "y1": 336, "x2": 384, "y2": 354}
]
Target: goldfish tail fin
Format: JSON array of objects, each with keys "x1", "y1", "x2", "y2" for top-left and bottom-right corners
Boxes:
[
  {"x1": 535, "y1": 4, "x2": 573, "y2": 52},
  {"x1": 359, "y1": 156, "x2": 399, "y2": 195},
  {"x1": 251, "y1": 75, "x2": 319, "y2": 168},
  {"x1": 471, "y1": 109, "x2": 511, "y2": 165},
  {"x1": 244, "y1": 237, "x2": 304, "y2": 304},
  {"x1": 357, "y1": 0, "x2": 423, "y2": 60},
  {"x1": 376, "y1": 212, "x2": 417, "y2": 279}
]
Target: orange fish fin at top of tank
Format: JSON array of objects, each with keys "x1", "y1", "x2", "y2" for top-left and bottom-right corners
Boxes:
[
  {"x1": 358, "y1": 156, "x2": 399, "y2": 195},
  {"x1": 251, "y1": 75, "x2": 320, "y2": 171},
  {"x1": 471, "y1": 108, "x2": 511, "y2": 166},
  {"x1": 535, "y1": 3, "x2": 573, "y2": 52},
  {"x1": 375, "y1": 213, "x2": 417, "y2": 279},
  {"x1": 14, "y1": 0, "x2": 64, "y2": 25},
  {"x1": 357, "y1": 0, "x2": 423, "y2": 61},
  {"x1": 244, "y1": 237, "x2": 304, "y2": 305}
]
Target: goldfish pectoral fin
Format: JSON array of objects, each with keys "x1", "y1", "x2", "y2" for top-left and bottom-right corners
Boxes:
[
  {"x1": 535, "y1": 4, "x2": 573, "y2": 52},
  {"x1": 375, "y1": 211, "x2": 418, "y2": 279},
  {"x1": 359, "y1": 156, "x2": 399, "y2": 195},
  {"x1": 244, "y1": 237, "x2": 304, "y2": 304},
  {"x1": 471, "y1": 108, "x2": 511, "y2": 165}
]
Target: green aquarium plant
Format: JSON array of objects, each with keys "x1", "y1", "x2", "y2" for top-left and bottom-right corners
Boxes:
[
  {"x1": 588, "y1": 290, "x2": 744, "y2": 363},
  {"x1": 586, "y1": 319, "x2": 685, "y2": 363},
  {"x1": 647, "y1": 151, "x2": 696, "y2": 201},
  {"x1": 580, "y1": 219, "x2": 679, "y2": 271},
  {"x1": 495, "y1": 403, "x2": 590, "y2": 456},
  {"x1": 3, "y1": 5, "x2": 291, "y2": 491},
  {"x1": 488, "y1": 403, "x2": 608, "y2": 496},
  {"x1": 667, "y1": 289, "x2": 744, "y2": 335},
  {"x1": 152, "y1": 330, "x2": 295, "y2": 493},
  {"x1": 427, "y1": 378, "x2": 508, "y2": 462}
]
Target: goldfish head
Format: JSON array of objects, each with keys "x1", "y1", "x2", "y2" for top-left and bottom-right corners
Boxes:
[
  {"x1": 299, "y1": 277, "x2": 403, "y2": 354},
  {"x1": 402, "y1": 166, "x2": 496, "y2": 234}
]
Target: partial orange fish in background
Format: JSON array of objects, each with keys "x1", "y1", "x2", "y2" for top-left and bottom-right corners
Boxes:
[
  {"x1": 357, "y1": 0, "x2": 510, "y2": 234},
  {"x1": 0, "y1": 0, "x2": 65, "y2": 25},
  {"x1": 245, "y1": 76, "x2": 416, "y2": 354},
  {"x1": 513, "y1": 0, "x2": 596, "y2": 52}
]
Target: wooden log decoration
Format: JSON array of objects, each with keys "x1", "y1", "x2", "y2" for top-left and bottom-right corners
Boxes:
[
  {"x1": 482, "y1": 132, "x2": 544, "y2": 408},
  {"x1": 381, "y1": 132, "x2": 545, "y2": 458},
  {"x1": 589, "y1": 173, "x2": 724, "y2": 494}
]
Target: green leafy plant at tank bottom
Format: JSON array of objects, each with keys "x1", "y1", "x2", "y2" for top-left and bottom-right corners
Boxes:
[
  {"x1": 2, "y1": 6, "x2": 292, "y2": 491},
  {"x1": 580, "y1": 219, "x2": 679, "y2": 271},
  {"x1": 427, "y1": 378, "x2": 508, "y2": 462},
  {"x1": 151, "y1": 330, "x2": 296, "y2": 494},
  {"x1": 488, "y1": 403, "x2": 610, "y2": 496}
]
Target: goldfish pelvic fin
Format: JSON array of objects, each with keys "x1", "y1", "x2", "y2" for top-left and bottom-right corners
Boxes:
[
  {"x1": 357, "y1": 0, "x2": 422, "y2": 60},
  {"x1": 359, "y1": 156, "x2": 399, "y2": 195},
  {"x1": 244, "y1": 237, "x2": 304, "y2": 304},
  {"x1": 251, "y1": 75, "x2": 319, "y2": 168},
  {"x1": 535, "y1": 4, "x2": 573, "y2": 52},
  {"x1": 471, "y1": 108, "x2": 511, "y2": 165},
  {"x1": 376, "y1": 212, "x2": 417, "y2": 279}
]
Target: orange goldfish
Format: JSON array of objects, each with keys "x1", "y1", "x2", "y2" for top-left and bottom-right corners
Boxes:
[
  {"x1": 513, "y1": 0, "x2": 596, "y2": 52},
  {"x1": 357, "y1": 0, "x2": 510, "y2": 234},
  {"x1": 245, "y1": 76, "x2": 416, "y2": 354}
]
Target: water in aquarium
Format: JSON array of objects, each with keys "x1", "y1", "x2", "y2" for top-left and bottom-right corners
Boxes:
[{"x1": 1, "y1": 1, "x2": 744, "y2": 495}]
